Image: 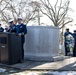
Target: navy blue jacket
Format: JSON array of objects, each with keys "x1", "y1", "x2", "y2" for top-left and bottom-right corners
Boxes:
[
  {"x1": 8, "y1": 24, "x2": 17, "y2": 33},
  {"x1": 73, "y1": 33, "x2": 76, "y2": 42},
  {"x1": 17, "y1": 23, "x2": 27, "y2": 35},
  {"x1": 0, "y1": 27, "x2": 4, "y2": 32},
  {"x1": 64, "y1": 31, "x2": 73, "y2": 43},
  {"x1": 64, "y1": 32, "x2": 73, "y2": 37}
]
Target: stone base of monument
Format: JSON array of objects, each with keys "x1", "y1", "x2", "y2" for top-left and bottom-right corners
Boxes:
[
  {"x1": 24, "y1": 55, "x2": 64, "y2": 62},
  {"x1": 24, "y1": 26, "x2": 63, "y2": 62},
  {"x1": 53, "y1": 55, "x2": 64, "y2": 61}
]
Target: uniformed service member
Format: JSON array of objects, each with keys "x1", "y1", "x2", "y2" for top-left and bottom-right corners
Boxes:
[
  {"x1": 8, "y1": 19, "x2": 17, "y2": 33},
  {"x1": 5, "y1": 25, "x2": 9, "y2": 32},
  {"x1": 17, "y1": 17, "x2": 27, "y2": 62},
  {"x1": 0, "y1": 22, "x2": 4, "y2": 32},
  {"x1": 73, "y1": 30, "x2": 76, "y2": 57},
  {"x1": 64, "y1": 28, "x2": 73, "y2": 56}
]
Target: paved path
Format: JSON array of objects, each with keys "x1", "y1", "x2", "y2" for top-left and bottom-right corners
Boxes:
[
  {"x1": 0, "y1": 56, "x2": 76, "y2": 71},
  {"x1": 11, "y1": 56, "x2": 76, "y2": 71}
]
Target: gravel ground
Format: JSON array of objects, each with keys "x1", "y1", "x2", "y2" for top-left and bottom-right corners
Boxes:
[
  {"x1": 10, "y1": 71, "x2": 76, "y2": 75},
  {"x1": 0, "y1": 66, "x2": 22, "y2": 75},
  {"x1": 5, "y1": 71, "x2": 76, "y2": 75},
  {"x1": 0, "y1": 66, "x2": 76, "y2": 75}
]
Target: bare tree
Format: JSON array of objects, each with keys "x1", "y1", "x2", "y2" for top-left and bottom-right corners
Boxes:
[
  {"x1": 40, "y1": 0, "x2": 73, "y2": 28},
  {"x1": 0, "y1": 0, "x2": 10, "y2": 23},
  {"x1": 29, "y1": 1, "x2": 42, "y2": 25},
  {"x1": 0, "y1": 0, "x2": 41, "y2": 25}
]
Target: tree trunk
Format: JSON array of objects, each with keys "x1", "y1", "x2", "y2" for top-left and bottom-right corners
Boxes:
[{"x1": 38, "y1": 9, "x2": 40, "y2": 25}]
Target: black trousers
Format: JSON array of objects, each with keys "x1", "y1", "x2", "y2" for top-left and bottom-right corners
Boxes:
[
  {"x1": 73, "y1": 43, "x2": 76, "y2": 57},
  {"x1": 64, "y1": 43, "x2": 70, "y2": 56},
  {"x1": 21, "y1": 35, "x2": 25, "y2": 61}
]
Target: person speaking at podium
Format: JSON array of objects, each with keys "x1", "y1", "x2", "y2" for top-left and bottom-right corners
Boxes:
[
  {"x1": 17, "y1": 17, "x2": 27, "y2": 62},
  {"x1": 8, "y1": 19, "x2": 17, "y2": 34}
]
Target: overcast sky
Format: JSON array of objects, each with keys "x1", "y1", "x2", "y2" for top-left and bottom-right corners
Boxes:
[
  {"x1": 13, "y1": 0, "x2": 76, "y2": 24},
  {"x1": 13, "y1": 0, "x2": 76, "y2": 32},
  {"x1": 41, "y1": 0, "x2": 76, "y2": 32},
  {"x1": 70, "y1": 0, "x2": 76, "y2": 23},
  {"x1": 65, "y1": 0, "x2": 76, "y2": 32}
]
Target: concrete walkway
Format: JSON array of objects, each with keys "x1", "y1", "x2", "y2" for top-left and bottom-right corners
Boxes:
[{"x1": 0, "y1": 56, "x2": 76, "y2": 71}]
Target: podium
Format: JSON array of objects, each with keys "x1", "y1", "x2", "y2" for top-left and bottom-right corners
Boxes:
[{"x1": 0, "y1": 32, "x2": 22, "y2": 65}]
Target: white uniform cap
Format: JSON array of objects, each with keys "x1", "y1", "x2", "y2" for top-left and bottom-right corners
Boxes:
[
  {"x1": 17, "y1": 17, "x2": 22, "y2": 21},
  {"x1": 8, "y1": 19, "x2": 14, "y2": 23}
]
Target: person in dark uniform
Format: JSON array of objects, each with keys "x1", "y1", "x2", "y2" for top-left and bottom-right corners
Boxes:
[
  {"x1": 5, "y1": 25, "x2": 9, "y2": 32},
  {"x1": 7, "y1": 19, "x2": 17, "y2": 33},
  {"x1": 73, "y1": 30, "x2": 76, "y2": 57},
  {"x1": 64, "y1": 28, "x2": 73, "y2": 56},
  {"x1": 17, "y1": 17, "x2": 27, "y2": 62},
  {"x1": 0, "y1": 23, "x2": 4, "y2": 32}
]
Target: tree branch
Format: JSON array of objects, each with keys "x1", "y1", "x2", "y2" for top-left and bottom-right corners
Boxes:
[{"x1": 59, "y1": 20, "x2": 73, "y2": 29}]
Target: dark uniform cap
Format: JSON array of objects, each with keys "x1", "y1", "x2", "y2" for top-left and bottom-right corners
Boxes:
[
  {"x1": 66, "y1": 28, "x2": 69, "y2": 30},
  {"x1": 74, "y1": 30, "x2": 76, "y2": 32}
]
